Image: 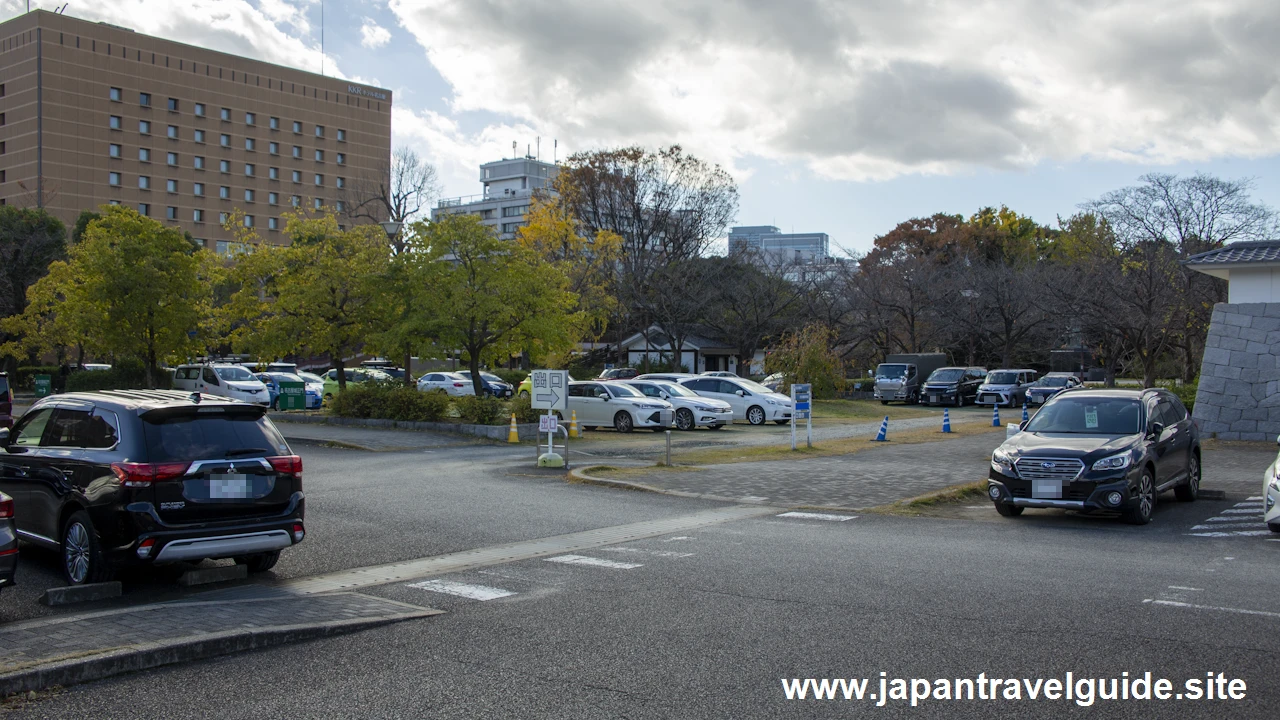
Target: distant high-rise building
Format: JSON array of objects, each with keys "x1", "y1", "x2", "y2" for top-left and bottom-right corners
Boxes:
[
  {"x1": 432, "y1": 156, "x2": 558, "y2": 238},
  {"x1": 727, "y1": 225, "x2": 830, "y2": 266},
  {"x1": 0, "y1": 10, "x2": 392, "y2": 254}
]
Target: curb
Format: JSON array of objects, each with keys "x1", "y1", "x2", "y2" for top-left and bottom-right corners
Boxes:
[
  {"x1": 0, "y1": 607, "x2": 441, "y2": 696},
  {"x1": 569, "y1": 464, "x2": 791, "y2": 508},
  {"x1": 270, "y1": 414, "x2": 541, "y2": 442},
  {"x1": 281, "y1": 435, "x2": 379, "y2": 452}
]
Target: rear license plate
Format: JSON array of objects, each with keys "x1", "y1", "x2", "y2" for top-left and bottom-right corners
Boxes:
[
  {"x1": 209, "y1": 474, "x2": 250, "y2": 499},
  {"x1": 1032, "y1": 479, "x2": 1062, "y2": 499},
  {"x1": 930, "y1": 395, "x2": 939, "y2": 404}
]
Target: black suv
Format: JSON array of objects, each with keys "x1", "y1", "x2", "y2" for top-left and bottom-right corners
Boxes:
[
  {"x1": 987, "y1": 388, "x2": 1200, "y2": 525},
  {"x1": 0, "y1": 390, "x2": 305, "y2": 585},
  {"x1": 0, "y1": 372, "x2": 13, "y2": 430},
  {"x1": 920, "y1": 367, "x2": 987, "y2": 407}
]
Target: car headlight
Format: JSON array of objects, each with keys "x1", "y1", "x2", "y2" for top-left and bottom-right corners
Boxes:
[
  {"x1": 694, "y1": 405, "x2": 717, "y2": 412},
  {"x1": 1092, "y1": 453, "x2": 1132, "y2": 472},
  {"x1": 765, "y1": 397, "x2": 781, "y2": 405},
  {"x1": 638, "y1": 403, "x2": 665, "y2": 410},
  {"x1": 991, "y1": 448, "x2": 1015, "y2": 472}
]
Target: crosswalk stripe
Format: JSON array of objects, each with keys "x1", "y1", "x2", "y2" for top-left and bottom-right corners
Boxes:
[
  {"x1": 1220, "y1": 509, "x2": 1263, "y2": 515},
  {"x1": 406, "y1": 579, "x2": 515, "y2": 601},
  {"x1": 1246, "y1": 496, "x2": 1263, "y2": 501},
  {"x1": 545, "y1": 554, "x2": 642, "y2": 569},
  {"x1": 777, "y1": 511, "x2": 857, "y2": 522},
  {"x1": 1191, "y1": 523, "x2": 1266, "y2": 530},
  {"x1": 1205, "y1": 516, "x2": 1260, "y2": 522},
  {"x1": 601, "y1": 547, "x2": 694, "y2": 558}
]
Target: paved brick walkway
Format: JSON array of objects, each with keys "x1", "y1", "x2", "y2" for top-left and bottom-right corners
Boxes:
[
  {"x1": 0, "y1": 590, "x2": 434, "y2": 674},
  {"x1": 612, "y1": 432, "x2": 1008, "y2": 509}
]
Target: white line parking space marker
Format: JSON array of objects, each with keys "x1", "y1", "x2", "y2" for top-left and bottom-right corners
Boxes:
[
  {"x1": 777, "y1": 512, "x2": 857, "y2": 522},
  {"x1": 1191, "y1": 523, "x2": 1267, "y2": 530},
  {"x1": 663, "y1": 536, "x2": 692, "y2": 542},
  {"x1": 1246, "y1": 496, "x2": 1263, "y2": 501},
  {"x1": 1147, "y1": 599, "x2": 1280, "y2": 620},
  {"x1": 1205, "y1": 516, "x2": 1260, "y2": 522},
  {"x1": 406, "y1": 579, "x2": 515, "y2": 601},
  {"x1": 1167, "y1": 586, "x2": 1203, "y2": 592},
  {"x1": 1221, "y1": 509, "x2": 1264, "y2": 514},
  {"x1": 1182, "y1": 527, "x2": 1274, "y2": 532},
  {"x1": 601, "y1": 547, "x2": 694, "y2": 558},
  {"x1": 545, "y1": 554, "x2": 642, "y2": 570}
]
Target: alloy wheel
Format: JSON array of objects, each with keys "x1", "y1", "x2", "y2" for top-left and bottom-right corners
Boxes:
[
  {"x1": 675, "y1": 408, "x2": 694, "y2": 431},
  {"x1": 64, "y1": 522, "x2": 91, "y2": 585},
  {"x1": 614, "y1": 412, "x2": 633, "y2": 433},
  {"x1": 747, "y1": 406, "x2": 766, "y2": 425}
]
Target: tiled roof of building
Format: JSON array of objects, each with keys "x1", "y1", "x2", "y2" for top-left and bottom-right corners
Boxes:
[{"x1": 1184, "y1": 240, "x2": 1280, "y2": 265}]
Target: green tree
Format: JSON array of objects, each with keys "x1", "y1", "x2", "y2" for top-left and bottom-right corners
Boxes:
[
  {"x1": 763, "y1": 324, "x2": 847, "y2": 399},
  {"x1": 421, "y1": 214, "x2": 578, "y2": 396},
  {"x1": 3, "y1": 206, "x2": 213, "y2": 387},
  {"x1": 0, "y1": 205, "x2": 67, "y2": 369},
  {"x1": 226, "y1": 211, "x2": 392, "y2": 391}
]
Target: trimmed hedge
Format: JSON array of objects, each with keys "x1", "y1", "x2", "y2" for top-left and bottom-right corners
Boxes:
[
  {"x1": 12, "y1": 366, "x2": 62, "y2": 390},
  {"x1": 507, "y1": 394, "x2": 540, "y2": 424},
  {"x1": 65, "y1": 359, "x2": 152, "y2": 392},
  {"x1": 330, "y1": 384, "x2": 450, "y2": 422},
  {"x1": 455, "y1": 395, "x2": 504, "y2": 425},
  {"x1": 1159, "y1": 379, "x2": 1198, "y2": 414}
]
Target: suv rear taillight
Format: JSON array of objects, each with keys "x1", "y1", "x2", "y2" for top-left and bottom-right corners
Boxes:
[
  {"x1": 268, "y1": 455, "x2": 303, "y2": 484},
  {"x1": 0, "y1": 496, "x2": 12, "y2": 519},
  {"x1": 111, "y1": 462, "x2": 190, "y2": 488}
]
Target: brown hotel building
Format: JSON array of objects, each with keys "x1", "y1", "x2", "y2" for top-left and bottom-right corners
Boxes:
[{"x1": 0, "y1": 9, "x2": 392, "y2": 251}]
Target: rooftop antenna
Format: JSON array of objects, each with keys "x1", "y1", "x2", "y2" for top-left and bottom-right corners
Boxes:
[
  {"x1": 536, "y1": 136, "x2": 540, "y2": 160},
  {"x1": 554, "y1": 139, "x2": 557, "y2": 163},
  {"x1": 526, "y1": 143, "x2": 531, "y2": 158},
  {"x1": 320, "y1": 0, "x2": 325, "y2": 76},
  {"x1": 512, "y1": 141, "x2": 517, "y2": 160}
]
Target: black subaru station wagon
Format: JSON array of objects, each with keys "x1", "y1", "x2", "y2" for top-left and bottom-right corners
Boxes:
[
  {"x1": 0, "y1": 390, "x2": 305, "y2": 585},
  {"x1": 987, "y1": 388, "x2": 1200, "y2": 525}
]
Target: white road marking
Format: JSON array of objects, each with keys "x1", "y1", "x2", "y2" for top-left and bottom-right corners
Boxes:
[
  {"x1": 600, "y1": 547, "x2": 694, "y2": 558},
  {"x1": 777, "y1": 512, "x2": 857, "y2": 522},
  {"x1": 1182, "y1": 527, "x2": 1274, "y2": 532},
  {"x1": 544, "y1": 554, "x2": 642, "y2": 569},
  {"x1": 1232, "y1": 502, "x2": 1263, "y2": 508},
  {"x1": 740, "y1": 496, "x2": 770, "y2": 503},
  {"x1": 1167, "y1": 586, "x2": 1203, "y2": 592},
  {"x1": 1204, "y1": 516, "x2": 1259, "y2": 522},
  {"x1": 1147, "y1": 599, "x2": 1280, "y2": 620},
  {"x1": 1220, "y1": 509, "x2": 1263, "y2": 515},
  {"x1": 663, "y1": 536, "x2": 692, "y2": 542},
  {"x1": 406, "y1": 579, "x2": 515, "y2": 601},
  {"x1": 1246, "y1": 496, "x2": 1263, "y2": 501},
  {"x1": 1191, "y1": 523, "x2": 1267, "y2": 530}
]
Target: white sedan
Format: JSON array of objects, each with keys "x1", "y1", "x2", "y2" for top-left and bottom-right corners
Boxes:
[
  {"x1": 678, "y1": 376, "x2": 793, "y2": 425},
  {"x1": 1266, "y1": 440, "x2": 1280, "y2": 534},
  {"x1": 563, "y1": 381, "x2": 673, "y2": 433},
  {"x1": 622, "y1": 380, "x2": 733, "y2": 430},
  {"x1": 699, "y1": 371, "x2": 740, "y2": 378},
  {"x1": 417, "y1": 371, "x2": 476, "y2": 396}
]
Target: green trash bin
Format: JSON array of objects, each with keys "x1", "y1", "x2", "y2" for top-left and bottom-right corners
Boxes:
[
  {"x1": 34, "y1": 374, "x2": 52, "y2": 397},
  {"x1": 277, "y1": 381, "x2": 306, "y2": 410}
]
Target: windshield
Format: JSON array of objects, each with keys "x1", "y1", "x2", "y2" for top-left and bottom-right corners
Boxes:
[
  {"x1": 215, "y1": 366, "x2": 256, "y2": 382},
  {"x1": 734, "y1": 379, "x2": 775, "y2": 394},
  {"x1": 299, "y1": 372, "x2": 323, "y2": 384},
  {"x1": 609, "y1": 383, "x2": 644, "y2": 398},
  {"x1": 928, "y1": 369, "x2": 965, "y2": 383},
  {"x1": 987, "y1": 372, "x2": 1019, "y2": 384},
  {"x1": 657, "y1": 382, "x2": 698, "y2": 398},
  {"x1": 876, "y1": 364, "x2": 908, "y2": 379},
  {"x1": 268, "y1": 373, "x2": 304, "y2": 383},
  {"x1": 1037, "y1": 376, "x2": 1070, "y2": 387},
  {"x1": 1024, "y1": 397, "x2": 1143, "y2": 434}
]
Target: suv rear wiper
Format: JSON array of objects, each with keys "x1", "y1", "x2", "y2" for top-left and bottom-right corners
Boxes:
[{"x1": 224, "y1": 447, "x2": 269, "y2": 457}]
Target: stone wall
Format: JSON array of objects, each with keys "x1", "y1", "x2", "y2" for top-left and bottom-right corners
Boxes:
[{"x1": 1193, "y1": 302, "x2": 1280, "y2": 441}]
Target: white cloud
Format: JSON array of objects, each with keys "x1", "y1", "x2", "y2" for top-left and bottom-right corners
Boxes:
[
  {"x1": 387, "y1": 0, "x2": 1280, "y2": 181},
  {"x1": 360, "y1": 18, "x2": 391, "y2": 49}
]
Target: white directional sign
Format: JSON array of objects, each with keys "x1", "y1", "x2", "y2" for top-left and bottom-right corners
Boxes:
[{"x1": 530, "y1": 369, "x2": 569, "y2": 411}]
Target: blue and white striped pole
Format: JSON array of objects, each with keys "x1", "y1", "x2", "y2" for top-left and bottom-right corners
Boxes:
[
  {"x1": 942, "y1": 408, "x2": 952, "y2": 433},
  {"x1": 1022, "y1": 403, "x2": 1030, "y2": 423},
  {"x1": 874, "y1": 416, "x2": 889, "y2": 442},
  {"x1": 992, "y1": 404, "x2": 1000, "y2": 427}
]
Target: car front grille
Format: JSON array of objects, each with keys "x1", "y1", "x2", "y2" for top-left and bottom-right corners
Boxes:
[{"x1": 1014, "y1": 457, "x2": 1084, "y2": 481}]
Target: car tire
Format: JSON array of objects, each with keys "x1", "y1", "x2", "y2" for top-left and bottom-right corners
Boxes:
[
  {"x1": 62, "y1": 510, "x2": 114, "y2": 586},
  {"x1": 235, "y1": 551, "x2": 280, "y2": 573},
  {"x1": 519, "y1": 390, "x2": 529, "y2": 399},
  {"x1": 675, "y1": 408, "x2": 695, "y2": 431},
  {"x1": 613, "y1": 412, "x2": 634, "y2": 433},
  {"x1": 271, "y1": 397, "x2": 280, "y2": 411},
  {"x1": 955, "y1": 393, "x2": 963, "y2": 408},
  {"x1": 747, "y1": 406, "x2": 767, "y2": 425},
  {"x1": 994, "y1": 502, "x2": 1024, "y2": 517},
  {"x1": 1174, "y1": 452, "x2": 1200, "y2": 502},
  {"x1": 1269, "y1": 521, "x2": 1280, "y2": 534},
  {"x1": 1124, "y1": 469, "x2": 1156, "y2": 525}
]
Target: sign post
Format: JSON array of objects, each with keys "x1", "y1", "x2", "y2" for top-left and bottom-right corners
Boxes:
[
  {"x1": 791, "y1": 383, "x2": 812, "y2": 450},
  {"x1": 530, "y1": 370, "x2": 569, "y2": 467}
]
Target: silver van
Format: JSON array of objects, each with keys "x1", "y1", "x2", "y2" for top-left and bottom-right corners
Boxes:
[{"x1": 976, "y1": 369, "x2": 1038, "y2": 408}]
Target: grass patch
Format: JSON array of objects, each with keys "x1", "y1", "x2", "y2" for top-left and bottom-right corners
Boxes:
[
  {"x1": 810, "y1": 399, "x2": 934, "y2": 422},
  {"x1": 867, "y1": 480, "x2": 990, "y2": 517},
  {"x1": 674, "y1": 422, "x2": 1006, "y2": 466}
]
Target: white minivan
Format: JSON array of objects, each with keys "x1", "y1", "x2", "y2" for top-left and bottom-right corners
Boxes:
[
  {"x1": 678, "y1": 376, "x2": 793, "y2": 425},
  {"x1": 172, "y1": 363, "x2": 271, "y2": 405}
]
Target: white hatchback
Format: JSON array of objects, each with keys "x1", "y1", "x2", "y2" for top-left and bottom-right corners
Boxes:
[
  {"x1": 622, "y1": 380, "x2": 733, "y2": 431},
  {"x1": 172, "y1": 363, "x2": 270, "y2": 405},
  {"x1": 564, "y1": 381, "x2": 673, "y2": 433},
  {"x1": 1265, "y1": 439, "x2": 1280, "y2": 534},
  {"x1": 417, "y1": 371, "x2": 476, "y2": 396},
  {"x1": 678, "y1": 376, "x2": 793, "y2": 425}
]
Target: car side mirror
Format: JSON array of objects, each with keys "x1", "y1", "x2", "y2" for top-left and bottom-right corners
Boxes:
[
  {"x1": 1018, "y1": 420, "x2": 1028, "y2": 431},
  {"x1": 0, "y1": 427, "x2": 8, "y2": 447},
  {"x1": 1149, "y1": 421, "x2": 1165, "y2": 438},
  {"x1": 736, "y1": 390, "x2": 745, "y2": 397},
  {"x1": 660, "y1": 392, "x2": 669, "y2": 400}
]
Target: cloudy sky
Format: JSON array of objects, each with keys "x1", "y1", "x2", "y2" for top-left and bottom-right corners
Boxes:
[{"x1": 8, "y1": 0, "x2": 1280, "y2": 253}]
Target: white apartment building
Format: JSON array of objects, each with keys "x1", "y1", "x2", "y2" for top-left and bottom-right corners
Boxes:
[{"x1": 431, "y1": 156, "x2": 558, "y2": 238}]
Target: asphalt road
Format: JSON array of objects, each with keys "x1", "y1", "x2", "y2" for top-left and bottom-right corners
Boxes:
[{"x1": 3, "y1": 434, "x2": 1279, "y2": 718}]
